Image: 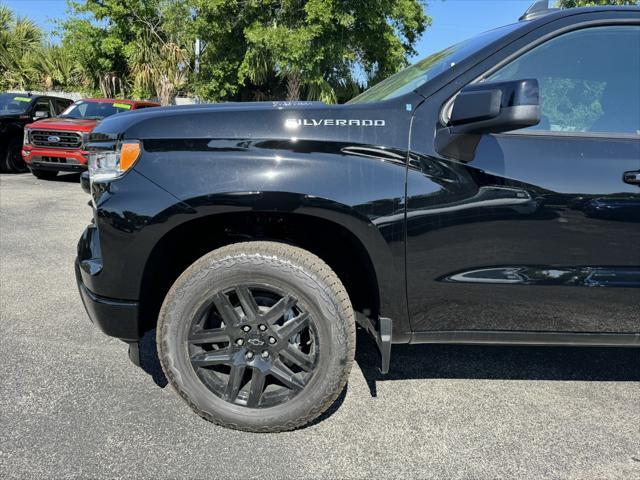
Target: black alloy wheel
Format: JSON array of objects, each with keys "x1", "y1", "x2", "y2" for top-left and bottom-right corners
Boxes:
[
  {"x1": 158, "y1": 241, "x2": 356, "y2": 432},
  {"x1": 188, "y1": 285, "x2": 318, "y2": 408}
]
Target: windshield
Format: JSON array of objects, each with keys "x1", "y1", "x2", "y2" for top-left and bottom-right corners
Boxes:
[
  {"x1": 348, "y1": 23, "x2": 522, "y2": 104},
  {"x1": 0, "y1": 93, "x2": 33, "y2": 114},
  {"x1": 60, "y1": 100, "x2": 133, "y2": 120}
]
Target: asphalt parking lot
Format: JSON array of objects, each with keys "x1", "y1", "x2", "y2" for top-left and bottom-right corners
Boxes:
[{"x1": 1, "y1": 171, "x2": 639, "y2": 479}]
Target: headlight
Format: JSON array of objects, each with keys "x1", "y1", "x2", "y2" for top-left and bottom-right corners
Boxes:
[
  {"x1": 23, "y1": 129, "x2": 30, "y2": 145},
  {"x1": 88, "y1": 140, "x2": 141, "y2": 182}
]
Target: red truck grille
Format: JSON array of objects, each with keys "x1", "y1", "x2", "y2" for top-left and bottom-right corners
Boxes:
[{"x1": 31, "y1": 130, "x2": 82, "y2": 149}]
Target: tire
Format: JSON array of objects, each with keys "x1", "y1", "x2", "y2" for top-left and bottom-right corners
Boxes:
[
  {"x1": 157, "y1": 241, "x2": 356, "y2": 432},
  {"x1": 1, "y1": 138, "x2": 27, "y2": 173},
  {"x1": 31, "y1": 168, "x2": 58, "y2": 180}
]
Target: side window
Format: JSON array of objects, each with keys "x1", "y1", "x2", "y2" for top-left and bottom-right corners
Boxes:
[
  {"x1": 487, "y1": 25, "x2": 640, "y2": 135},
  {"x1": 33, "y1": 99, "x2": 54, "y2": 117},
  {"x1": 54, "y1": 99, "x2": 72, "y2": 114}
]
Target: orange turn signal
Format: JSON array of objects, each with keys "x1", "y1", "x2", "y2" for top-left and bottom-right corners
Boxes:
[{"x1": 120, "y1": 142, "x2": 141, "y2": 172}]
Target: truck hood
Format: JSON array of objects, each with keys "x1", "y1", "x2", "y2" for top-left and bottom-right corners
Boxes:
[
  {"x1": 0, "y1": 112, "x2": 28, "y2": 122},
  {"x1": 90, "y1": 97, "x2": 421, "y2": 150},
  {"x1": 26, "y1": 117, "x2": 98, "y2": 132}
]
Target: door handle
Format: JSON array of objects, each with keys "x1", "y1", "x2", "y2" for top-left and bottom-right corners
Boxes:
[{"x1": 623, "y1": 171, "x2": 640, "y2": 185}]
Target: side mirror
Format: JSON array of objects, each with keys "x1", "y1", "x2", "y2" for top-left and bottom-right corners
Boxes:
[
  {"x1": 34, "y1": 110, "x2": 50, "y2": 120},
  {"x1": 436, "y1": 79, "x2": 540, "y2": 162},
  {"x1": 449, "y1": 79, "x2": 540, "y2": 134}
]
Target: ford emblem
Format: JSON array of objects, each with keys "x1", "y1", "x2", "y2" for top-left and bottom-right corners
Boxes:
[{"x1": 47, "y1": 135, "x2": 61, "y2": 143}]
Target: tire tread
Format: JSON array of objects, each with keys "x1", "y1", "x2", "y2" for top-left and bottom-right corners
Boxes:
[{"x1": 157, "y1": 241, "x2": 356, "y2": 432}]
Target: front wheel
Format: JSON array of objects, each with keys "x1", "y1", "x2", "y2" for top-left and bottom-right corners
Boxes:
[
  {"x1": 157, "y1": 241, "x2": 356, "y2": 432},
  {"x1": 31, "y1": 168, "x2": 58, "y2": 180},
  {"x1": 1, "y1": 138, "x2": 27, "y2": 173}
]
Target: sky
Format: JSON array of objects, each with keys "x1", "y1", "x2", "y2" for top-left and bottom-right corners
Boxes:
[{"x1": 4, "y1": 0, "x2": 536, "y2": 60}]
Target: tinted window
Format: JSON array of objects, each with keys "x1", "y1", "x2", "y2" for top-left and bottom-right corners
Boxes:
[
  {"x1": 33, "y1": 99, "x2": 54, "y2": 116},
  {"x1": 488, "y1": 26, "x2": 640, "y2": 135},
  {"x1": 53, "y1": 98, "x2": 73, "y2": 114},
  {"x1": 0, "y1": 93, "x2": 33, "y2": 113},
  {"x1": 60, "y1": 101, "x2": 133, "y2": 120}
]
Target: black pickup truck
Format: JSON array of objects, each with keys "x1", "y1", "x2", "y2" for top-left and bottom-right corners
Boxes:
[
  {"x1": 0, "y1": 93, "x2": 73, "y2": 172},
  {"x1": 76, "y1": 3, "x2": 640, "y2": 432}
]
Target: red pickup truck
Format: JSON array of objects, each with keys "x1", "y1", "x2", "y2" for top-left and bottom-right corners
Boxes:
[{"x1": 22, "y1": 98, "x2": 159, "y2": 180}]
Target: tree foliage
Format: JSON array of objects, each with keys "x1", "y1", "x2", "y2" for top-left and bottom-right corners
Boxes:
[
  {"x1": 30, "y1": 44, "x2": 80, "y2": 90},
  {"x1": 539, "y1": 77, "x2": 605, "y2": 131},
  {"x1": 0, "y1": 5, "x2": 42, "y2": 90},
  {"x1": 1, "y1": 0, "x2": 431, "y2": 104},
  {"x1": 190, "y1": 0, "x2": 430, "y2": 102},
  {"x1": 61, "y1": 0, "x2": 191, "y2": 103},
  {"x1": 556, "y1": 0, "x2": 638, "y2": 7}
]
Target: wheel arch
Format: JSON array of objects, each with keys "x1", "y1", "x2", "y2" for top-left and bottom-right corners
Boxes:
[{"x1": 137, "y1": 192, "x2": 409, "y2": 337}]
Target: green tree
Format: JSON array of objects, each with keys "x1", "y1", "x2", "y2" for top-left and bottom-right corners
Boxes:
[
  {"x1": 189, "y1": 0, "x2": 430, "y2": 103},
  {"x1": 61, "y1": 0, "x2": 191, "y2": 102},
  {"x1": 59, "y1": 15, "x2": 128, "y2": 96},
  {"x1": 127, "y1": 34, "x2": 190, "y2": 104},
  {"x1": 30, "y1": 44, "x2": 80, "y2": 90},
  {"x1": 0, "y1": 5, "x2": 42, "y2": 90},
  {"x1": 58, "y1": 0, "x2": 430, "y2": 103},
  {"x1": 187, "y1": 1, "x2": 253, "y2": 101},
  {"x1": 556, "y1": 0, "x2": 638, "y2": 7}
]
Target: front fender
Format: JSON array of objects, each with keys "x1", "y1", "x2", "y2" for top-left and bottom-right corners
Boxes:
[{"x1": 134, "y1": 138, "x2": 410, "y2": 336}]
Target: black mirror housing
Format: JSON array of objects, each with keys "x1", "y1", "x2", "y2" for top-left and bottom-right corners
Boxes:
[
  {"x1": 449, "y1": 79, "x2": 540, "y2": 134},
  {"x1": 436, "y1": 79, "x2": 541, "y2": 161}
]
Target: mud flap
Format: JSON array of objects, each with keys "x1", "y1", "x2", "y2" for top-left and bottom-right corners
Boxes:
[{"x1": 356, "y1": 314, "x2": 392, "y2": 374}]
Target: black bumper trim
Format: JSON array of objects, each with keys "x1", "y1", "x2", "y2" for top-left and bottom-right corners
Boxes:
[
  {"x1": 410, "y1": 330, "x2": 640, "y2": 346},
  {"x1": 31, "y1": 162, "x2": 87, "y2": 172},
  {"x1": 75, "y1": 261, "x2": 141, "y2": 341}
]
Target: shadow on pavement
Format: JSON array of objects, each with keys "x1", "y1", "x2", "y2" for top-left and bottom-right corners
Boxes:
[
  {"x1": 136, "y1": 326, "x2": 639, "y2": 406},
  {"x1": 49, "y1": 172, "x2": 82, "y2": 183},
  {"x1": 355, "y1": 329, "x2": 640, "y2": 397},
  {"x1": 137, "y1": 327, "x2": 348, "y2": 427},
  {"x1": 138, "y1": 329, "x2": 168, "y2": 387}
]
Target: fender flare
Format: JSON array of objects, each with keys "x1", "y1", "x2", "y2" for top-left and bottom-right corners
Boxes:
[{"x1": 140, "y1": 190, "x2": 410, "y2": 336}]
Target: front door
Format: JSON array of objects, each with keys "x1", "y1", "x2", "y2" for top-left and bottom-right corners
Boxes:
[{"x1": 406, "y1": 23, "x2": 640, "y2": 333}]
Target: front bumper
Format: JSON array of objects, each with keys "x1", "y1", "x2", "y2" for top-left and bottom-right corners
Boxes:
[
  {"x1": 23, "y1": 146, "x2": 88, "y2": 172},
  {"x1": 29, "y1": 160, "x2": 86, "y2": 172},
  {"x1": 74, "y1": 168, "x2": 192, "y2": 354},
  {"x1": 75, "y1": 257, "x2": 141, "y2": 342}
]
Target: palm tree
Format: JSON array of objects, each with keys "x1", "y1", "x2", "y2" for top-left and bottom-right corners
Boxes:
[
  {"x1": 0, "y1": 5, "x2": 42, "y2": 90},
  {"x1": 128, "y1": 27, "x2": 190, "y2": 105},
  {"x1": 128, "y1": 30, "x2": 158, "y2": 99},
  {"x1": 155, "y1": 41, "x2": 189, "y2": 105},
  {"x1": 29, "y1": 44, "x2": 78, "y2": 90}
]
